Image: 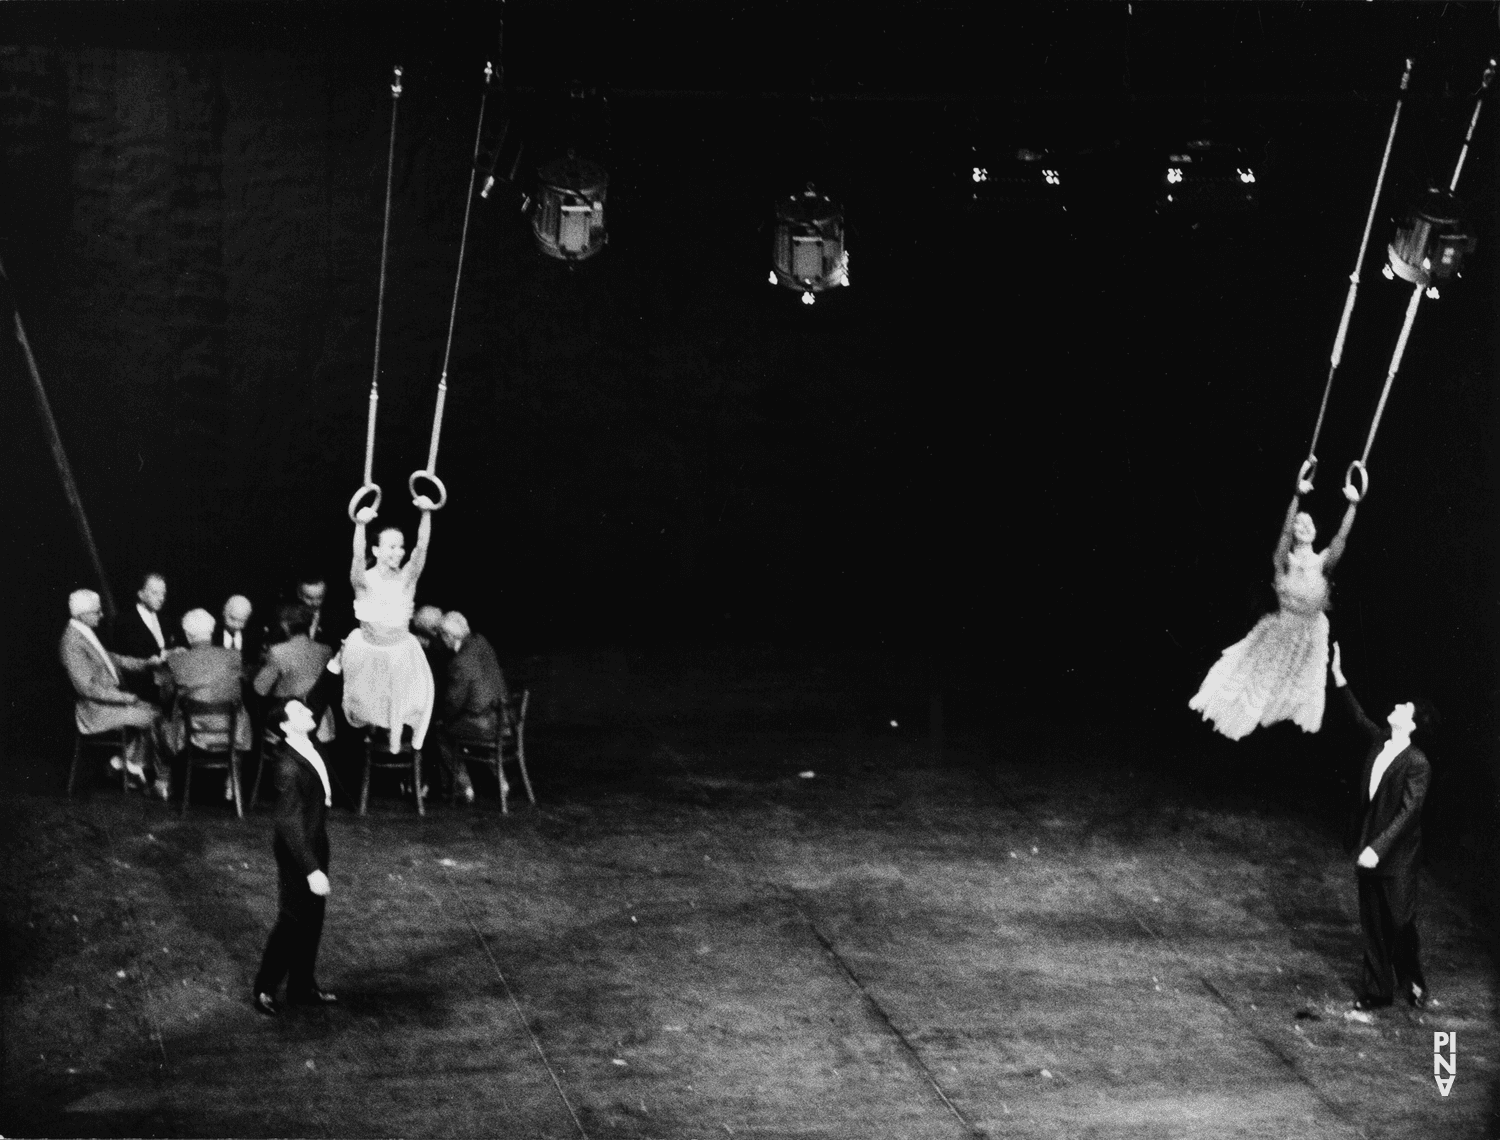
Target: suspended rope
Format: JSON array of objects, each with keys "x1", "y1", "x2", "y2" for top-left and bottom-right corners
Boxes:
[
  {"x1": 1298, "y1": 57, "x2": 1413, "y2": 495},
  {"x1": 348, "y1": 65, "x2": 404, "y2": 522},
  {"x1": 409, "y1": 60, "x2": 495, "y2": 511},
  {"x1": 1343, "y1": 58, "x2": 1496, "y2": 505}
]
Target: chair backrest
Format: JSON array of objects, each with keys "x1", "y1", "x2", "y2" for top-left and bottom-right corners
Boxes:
[{"x1": 181, "y1": 698, "x2": 240, "y2": 753}]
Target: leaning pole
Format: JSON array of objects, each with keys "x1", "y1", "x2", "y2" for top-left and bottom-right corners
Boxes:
[{"x1": 1, "y1": 255, "x2": 117, "y2": 621}]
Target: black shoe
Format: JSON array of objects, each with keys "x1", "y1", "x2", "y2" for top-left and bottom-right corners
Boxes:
[
  {"x1": 287, "y1": 988, "x2": 338, "y2": 1006},
  {"x1": 1409, "y1": 985, "x2": 1434, "y2": 1010},
  {"x1": 1353, "y1": 994, "x2": 1392, "y2": 1012},
  {"x1": 252, "y1": 991, "x2": 280, "y2": 1017}
]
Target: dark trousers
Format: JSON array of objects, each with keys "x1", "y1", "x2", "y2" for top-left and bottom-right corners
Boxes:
[
  {"x1": 1358, "y1": 872, "x2": 1425, "y2": 1001},
  {"x1": 254, "y1": 840, "x2": 326, "y2": 998}
]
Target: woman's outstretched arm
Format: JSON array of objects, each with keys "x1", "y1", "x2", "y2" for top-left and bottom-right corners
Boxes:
[
  {"x1": 350, "y1": 515, "x2": 371, "y2": 590},
  {"x1": 1321, "y1": 502, "x2": 1358, "y2": 574},
  {"x1": 405, "y1": 500, "x2": 435, "y2": 582},
  {"x1": 1272, "y1": 494, "x2": 1300, "y2": 572}
]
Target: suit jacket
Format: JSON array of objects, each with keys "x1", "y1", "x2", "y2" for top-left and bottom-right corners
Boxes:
[
  {"x1": 1342, "y1": 686, "x2": 1430, "y2": 882},
  {"x1": 58, "y1": 622, "x2": 156, "y2": 734},
  {"x1": 254, "y1": 634, "x2": 335, "y2": 702},
  {"x1": 272, "y1": 739, "x2": 331, "y2": 878},
  {"x1": 440, "y1": 633, "x2": 509, "y2": 739},
  {"x1": 213, "y1": 618, "x2": 266, "y2": 671},
  {"x1": 163, "y1": 643, "x2": 252, "y2": 752},
  {"x1": 305, "y1": 605, "x2": 341, "y2": 649},
  {"x1": 111, "y1": 604, "x2": 173, "y2": 700},
  {"x1": 113, "y1": 603, "x2": 173, "y2": 659}
]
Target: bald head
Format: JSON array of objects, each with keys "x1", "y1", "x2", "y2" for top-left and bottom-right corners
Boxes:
[
  {"x1": 439, "y1": 611, "x2": 471, "y2": 651},
  {"x1": 223, "y1": 594, "x2": 253, "y2": 632}
]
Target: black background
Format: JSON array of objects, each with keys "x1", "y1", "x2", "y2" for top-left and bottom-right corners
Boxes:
[{"x1": 3, "y1": 2, "x2": 1497, "y2": 871}]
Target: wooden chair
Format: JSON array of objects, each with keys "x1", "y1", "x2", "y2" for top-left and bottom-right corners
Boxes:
[
  {"x1": 67, "y1": 725, "x2": 141, "y2": 798},
  {"x1": 177, "y1": 698, "x2": 245, "y2": 819},
  {"x1": 445, "y1": 690, "x2": 534, "y2": 814},
  {"x1": 360, "y1": 727, "x2": 425, "y2": 816}
]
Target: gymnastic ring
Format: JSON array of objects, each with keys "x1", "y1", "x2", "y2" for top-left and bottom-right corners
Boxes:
[
  {"x1": 1296, "y1": 457, "x2": 1317, "y2": 496},
  {"x1": 408, "y1": 469, "x2": 448, "y2": 510},
  {"x1": 1342, "y1": 460, "x2": 1369, "y2": 504},
  {"x1": 347, "y1": 482, "x2": 383, "y2": 522}
]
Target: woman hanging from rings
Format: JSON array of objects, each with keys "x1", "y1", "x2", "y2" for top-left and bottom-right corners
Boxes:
[
  {"x1": 1190, "y1": 487, "x2": 1358, "y2": 740},
  {"x1": 339, "y1": 495, "x2": 439, "y2": 753},
  {"x1": 329, "y1": 61, "x2": 494, "y2": 756}
]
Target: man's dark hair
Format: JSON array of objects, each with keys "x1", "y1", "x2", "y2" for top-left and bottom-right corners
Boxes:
[
  {"x1": 1412, "y1": 698, "x2": 1441, "y2": 742},
  {"x1": 297, "y1": 574, "x2": 326, "y2": 590},
  {"x1": 278, "y1": 603, "x2": 312, "y2": 637}
]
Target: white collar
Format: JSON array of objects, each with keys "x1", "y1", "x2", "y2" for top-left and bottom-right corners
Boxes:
[
  {"x1": 286, "y1": 733, "x2": 332, "y2": 807},
  {"x1": 70, "y1": 619, "x2": 120, "y2": 683}
]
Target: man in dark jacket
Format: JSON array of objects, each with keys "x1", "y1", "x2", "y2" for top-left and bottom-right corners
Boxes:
[
  {"x1": 436, "y1": 611, "x2": 509, "y2": 803},
  {"x1": 1332, "y1": 642, "x2": 1436, "y2": 1012},
  {"x1": 253, "y1": 700, "x2": 337, "y2": 1015}
]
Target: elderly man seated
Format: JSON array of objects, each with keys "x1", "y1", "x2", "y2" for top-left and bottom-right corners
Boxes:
[
  {"x1": 435, "y1": 611, "x2": 510, "y2": 803},
  {"x1": 255, "y1": 604, "x2": 336, "y2": 742},
  {"x1": 216, "y1": 594, "x2": 262, "y2": 664},
  {"x1": 60, "y1": 589, "x2": 169, "y2": 797},
  {"x1": 164, "y1": 608, "x2": 254, "y2": 797}
]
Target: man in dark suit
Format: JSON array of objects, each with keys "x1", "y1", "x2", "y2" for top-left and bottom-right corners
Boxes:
[
  {"x1": 214, "y1": 594, "x2": 265, "y2": 669},
  {"x1": 1331, "y1": 642, "x2": 1436, "y2": 1012},
  {"x1": 435, "y1": 611, "x2": 509, "y2": 803},
  {"x1": 296, "y1": 576, "x2": 339, "y2": 649},
  {"x1": 112, "y1": 572, "x2": 175, "y2": 702},
  {"x1": 253, "y1": 699, "x2": 337, "y2": 1015}
]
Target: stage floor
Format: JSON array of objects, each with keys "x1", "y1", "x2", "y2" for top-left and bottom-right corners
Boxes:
[{"x1": 3, "y1": 726, "x2": 1495, "y2": 1138}]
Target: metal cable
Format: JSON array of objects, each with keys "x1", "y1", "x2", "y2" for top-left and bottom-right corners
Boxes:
[
  {"x1": 421, "y1": 61, "x2": 494, "y2": 484},
  {"x1": 1299, "y1": 58, "x2": 1412, "y2": 492},
  {"x1": 361, "y1": 67, "x2": 402, "y2": 494}
]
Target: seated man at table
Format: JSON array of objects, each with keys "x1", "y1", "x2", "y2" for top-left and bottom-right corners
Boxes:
[
  {"x1": 112, "y1": 571, "x2": 176, "y2": 704},
  {"x1": 60, "y1": 588, "x2": 168, "y2": 797},
  {"x1": 215, "y1": 594, "x2": 263, "y2": 666},
  {"x1": 164, "y1": 608, "x2": 254, "y2": 795},
  {"x1": 255, "y1": 604, "x2": 336, "y2": 742},
  {"x1": 435, "y1": 611, "x2": 509, "y2": 803}
]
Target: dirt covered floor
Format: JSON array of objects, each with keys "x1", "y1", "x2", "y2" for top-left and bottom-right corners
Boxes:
[{"x1": 2, "y1": 722, "x2": 1496, "y2": 1139}]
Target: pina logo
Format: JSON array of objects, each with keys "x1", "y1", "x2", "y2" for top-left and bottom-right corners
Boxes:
[{"x1": 1434, "y1": 1031, "x2": 1457, "y2": 1096}]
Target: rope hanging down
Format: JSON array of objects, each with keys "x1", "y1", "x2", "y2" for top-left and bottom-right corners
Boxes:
[
  {"x1": 349, "y1": 65, "x2": 404, "y2": 522},
  {"x1": 1343, "y1": 58, "x2": 1495, "y2": 505},
  {"x1": 409, "y1": 60, "x2": 495, "y2": 511},
  {"x1": 1298, "y1": 58, "x2": 1412, "y2": 495}
]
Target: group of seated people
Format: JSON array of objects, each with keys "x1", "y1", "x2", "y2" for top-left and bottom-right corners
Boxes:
[{"x1": 59, "y1": 567, "x2": 513, "y2": 806}]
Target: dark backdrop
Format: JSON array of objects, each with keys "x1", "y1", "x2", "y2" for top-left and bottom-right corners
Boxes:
[{"x1": 3, "y1": 2, "x2": 1498, "y2": 864}]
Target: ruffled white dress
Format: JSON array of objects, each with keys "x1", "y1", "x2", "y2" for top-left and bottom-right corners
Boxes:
[
  {"x1": 339, "y1": 569, "x2": 435, "y2": 751},
  {"x1": 1189, "y1": 547, "x2": 1331, "y2": 740}
]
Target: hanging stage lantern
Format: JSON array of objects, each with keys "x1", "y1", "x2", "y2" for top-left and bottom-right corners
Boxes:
[
  {"x1": 531, "y1": 151, "x2": 608, "y2": 262},
  {"x1": 1384, "y1": 188, "x2": 1474, "y2": 295},
  {"x1": 770, "y1": 184, "x2": 849, "y2": 303},
  {"x1": 1157, "y1": 140, "x2": 1258, "y2": 214}
]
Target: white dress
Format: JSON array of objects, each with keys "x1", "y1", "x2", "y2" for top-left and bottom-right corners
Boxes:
[
  {"x1": 1189, "y1": 547, "x2": 1331, "y2": 741},
  {"x1": 340, "y1": 567, "x2": 435, "y2": 751}
]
